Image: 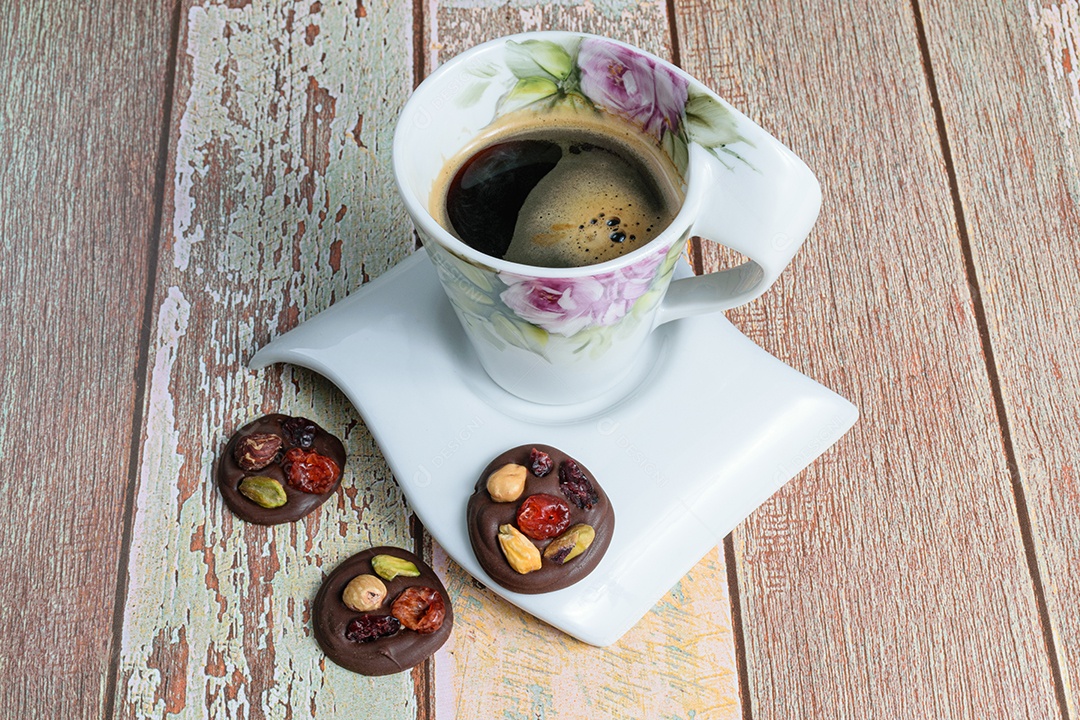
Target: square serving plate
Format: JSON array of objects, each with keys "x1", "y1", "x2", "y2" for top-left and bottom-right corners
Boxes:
[{"x1": 250, "y1": 249, "x2": 857, "y2": 646}]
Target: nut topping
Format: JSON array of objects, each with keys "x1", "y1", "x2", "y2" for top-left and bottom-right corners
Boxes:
[
  {"x1": 371, "y1": 554, "x2": 421, "y2": 581},
  {"x1": 497, "y1": 524, "x2": 542, "y2": 574},
  {"x1": 486, "y1": 463, "x2": 527, "y2": 502},
  {"x1": 233, "y1": 432, "x2": 282, "y2": 470},
  {"x1": 342, "y1": 574, "x2": 387, "y2": 612},
  {"x1": 238, "y1": 476, "x2": 288, "y2": 509},
  {"x1": 543, "y1": 524, "x2": 595, "y2": 564}
]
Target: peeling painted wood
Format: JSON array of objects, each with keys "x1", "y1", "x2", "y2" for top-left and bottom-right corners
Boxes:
[
  {"x1": 1031, "y1": 0, "x2": 1080, "y2": 139},
  {"x1": 925, "y1": 0, "x2": 1080, "y2": 714},
  {"x1": 115, "y1": 1, "x2": 420, "y2": 717},
  {"x1": 678, "y1": 0, "x2": 1063, "y2": 718},
  {"x1": 0, "y1": 0, "x2": 171, "y2": 717}
]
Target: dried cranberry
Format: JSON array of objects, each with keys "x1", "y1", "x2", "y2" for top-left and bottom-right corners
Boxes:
[
  {"x1": 558, "y1": 460, "x2": 598, "y2": 509},
  {"x1": 391, "y1": 587, "x2": 446, "y2": 634},
  {"x1": 281, "y1": 447, "x2": 340, "y2": 494},
  {"x1": 516, "y1": 493, "x2": 571, "y2": 540},
  {"x1": 345, "y1": 614, "x2": 400, "y2": 642},
  {"x1": 281, "y1": 416, "x2": 318, "y2": 449},
  {"x1": 529, "y1": 448, "x2": 553, "y2": 477}
]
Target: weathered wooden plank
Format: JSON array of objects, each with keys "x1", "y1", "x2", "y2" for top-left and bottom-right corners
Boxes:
[
  {"x1": 0, "y1": 1, "x2": 171, "y2": 717},
  {"x1": 432, "y1": 544, "x2": 741, "y2": 719},
  {"x1": 113, "y1": 2, "x2": 421, "y2": 717},
  {"x1": 676, "y1": 0, "x2": 1063, "y2": 717},
  {"x1": 422, "y1": 3, "x2": 741, "y2": 718},
  {"x1": 923, "y1": 0, "x2": 1080, "y2": 714}
]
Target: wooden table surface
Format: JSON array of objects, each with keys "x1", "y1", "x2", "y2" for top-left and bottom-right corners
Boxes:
[{"x1": 4, "y1": 0, "x2": 1079, "y2": 717}]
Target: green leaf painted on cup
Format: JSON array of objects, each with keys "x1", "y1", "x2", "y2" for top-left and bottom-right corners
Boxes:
[
  {"x1": 660, "y1": 241, "x2": 684, "y2": 275},
  {"x1": 454, "y1": 259, "x2": 495, "y2": 293},
  {"x1": 456, "y1": 80, "x2": 491, "y2": 108},
  {"x1": 491, "y1": 312, "x2": 549, "y2": 355},
  {"x1": 522, "y1": 40, "x2": 574, "y2": 80},
  {"x1": 427, "y1": 241, "x2": 497, "y2": 293},
  {"x1": 499, "y1": 77, "x2": 560, "y2": 114},
  {"x1": 450, "y1": 287, "x2": 494, "y2": 317},
  {"x1": 467, "y1": 61, "x2": 501, "y2": 79},
  {"x1": 685, "y1": 92, "x2": 747, "y2": 149},
  {"x1": 463, "y1": 314, "x2": 507, "y2": 352},
  {"x1": 506, "y1": 39, "x2": 575, "y2": 81},
  {"x1": 631, "y1": 288, "x2": 664, "y2": 319},
  {"x1": 663, "y1": 130, "x2": 690, "y2": 176},
  {"x1": 506, "y1": 41, "x2": 552, "y2": 80}
]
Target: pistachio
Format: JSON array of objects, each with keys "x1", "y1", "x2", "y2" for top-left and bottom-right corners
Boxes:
[
  {"x1": 542, "y1": 523, "x2": 595, "y2": 564},
  {"x1": 371, "y1": 554, "x2": 421, "y2": 581},
  {"x1": 342, "y1": 574, "x2": 387, "y2": 612},
  {"x1": 486, "y1": 463, "x2": 527, "y2": 502},
  {"x1": 238, "y1": 476, "x2": 287, "y2": 508},
  {"x1": 497, "y1": 524, "x2": 542, "y2": 574}
]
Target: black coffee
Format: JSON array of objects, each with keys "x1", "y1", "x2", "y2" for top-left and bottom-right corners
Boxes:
[{"x1": 431, "y1": 117, "x2": 683, "y2": 268}]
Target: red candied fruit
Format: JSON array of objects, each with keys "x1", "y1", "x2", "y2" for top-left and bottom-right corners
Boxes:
[
  {"x1": 281, "y1": 447, "x2": 340, "y2": 494},
  {"x1": 391, "y1": 586, "x2": 447, "y2": 634},
  {"x1": 516, "y1": 493, "x2": 571, "y2": 540},
  {"x1": 529, "y1": 447, "x2": 553, "y2": 477},
  {"x1": 345, "y1": 614, "x2": 400, "y2": 642}
]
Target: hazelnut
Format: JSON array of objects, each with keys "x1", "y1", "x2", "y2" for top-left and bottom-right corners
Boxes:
[
  {"x1": 233, "y1": 432, "x2": 282, "y2": 470},
  {"x1": 342, "y1": 574, "x2": 387, "y2": 612},
  {"x1": 486, "y1": 463, "x2": 527, "y2": 502}
]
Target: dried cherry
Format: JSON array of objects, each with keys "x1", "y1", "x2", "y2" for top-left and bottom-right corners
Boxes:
[
  {"x1": 281, "y1": 416, "x2": 318, "y2": 449},
  {"x1": 281, "y1": 447, "x2": 340, "y2": 494},
  {"x1": 529, "y1": 447, "x2": 553, "y2": 477},
  {"x1": 558, "y1": 460, "x2": 598, "y2": 509},
  {"x1": 345, "y1": 614, "x2": 400, "y2": 642},
  {"x1": 516, "y1": 493, "x2": 571, "y2": 540},
  {"x1": 391, "y1": 586, "x2": 446, "y2": 634}
]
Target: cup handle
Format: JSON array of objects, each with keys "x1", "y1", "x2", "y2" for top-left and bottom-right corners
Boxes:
[{"x1": 656, "y1": 142, "x2": 822, "y2": 324}]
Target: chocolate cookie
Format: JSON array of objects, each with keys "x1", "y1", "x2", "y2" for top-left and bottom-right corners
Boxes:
[
  {"x1": 467, "y1": 444, "x2": 615, "y2": 594},
  {"x1": 217, "y1": 414, "x2": 345, "y2": 525},
  {"x1": 313, "y1": 547, "x2": 453, "y2": 676}
]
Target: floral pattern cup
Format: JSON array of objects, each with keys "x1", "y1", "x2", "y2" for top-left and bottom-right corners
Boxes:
[{"x1": 393, "y1": 33, "x2": 821, "y2": 405}]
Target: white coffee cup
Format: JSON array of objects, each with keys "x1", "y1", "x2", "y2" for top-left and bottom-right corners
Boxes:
[{"x1": 394, "y1": 32, "x2": 820, "y2": 405}]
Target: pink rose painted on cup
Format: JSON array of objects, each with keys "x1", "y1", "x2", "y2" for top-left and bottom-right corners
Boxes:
[
  {"x1": 499, "y1": 251, "x2": 666, "y2": 337},
  {"x1": 577, "y1": 38, "x2": 689, "y2": 141}
]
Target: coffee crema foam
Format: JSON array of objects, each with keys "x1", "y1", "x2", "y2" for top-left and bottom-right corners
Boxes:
[{"x1": 430, "y1": 110, "x2": 685, "y2": 268}]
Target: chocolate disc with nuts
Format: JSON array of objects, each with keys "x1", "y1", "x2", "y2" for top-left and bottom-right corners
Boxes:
[
  {"x1": 467, "y1": 444, "x2": 615, "y2": 594},
  {"x1": 313, "y1": 546, "x2": 453, "y2": 676},
  {"x1": 217, "y1": 413, "x2": 346, "y2": 525}
]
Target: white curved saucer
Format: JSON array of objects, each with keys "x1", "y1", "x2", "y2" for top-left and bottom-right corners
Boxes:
[{"x1": 250, "y1": 249, "x2": 857, "y2": 646}]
